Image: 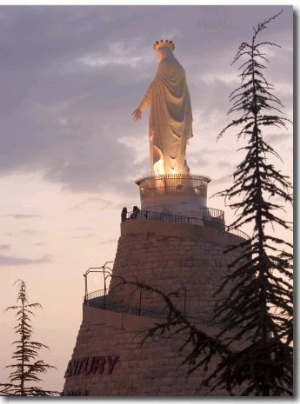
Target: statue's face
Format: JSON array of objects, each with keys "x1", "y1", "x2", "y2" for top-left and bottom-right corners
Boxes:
[
  {"x1": 155, "y1": 46, "x2": 172, "y2": 63},
  {"x1": 155, "y1": 49, "x2": 163, "y2": 62}
]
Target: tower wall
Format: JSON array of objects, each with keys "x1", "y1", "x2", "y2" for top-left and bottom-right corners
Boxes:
[
  {"x1": 62, "y1": 306, "x2": 231, "y2": 396},
  {"x1": 62, "y1": 221, "x2": 247, "y2": 396},
  {"x1": 108, "y1": 220, "x2": 243, "y2": 321}
]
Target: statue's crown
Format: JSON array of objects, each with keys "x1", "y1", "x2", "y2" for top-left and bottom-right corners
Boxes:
[{"x1": 153, "y1": 39, "x2": 175, "y2": 51}]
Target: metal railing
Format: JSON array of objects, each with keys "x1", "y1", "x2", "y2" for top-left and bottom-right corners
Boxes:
[
  {"x1": 126, "y1": 208, "x2": 223, "y2": 222},
  {"x1": 136, "y1": 174, "x2": 211, "y2": 198},
  {"x1": 83, "y1": 262, "x2": 114, "y2": 302},
  {"x1": 136, "y1": 173, "x2": 211, "y2": 184},
  {"x1": 84, "y1": 289, "x2": 213, "y2": 325},
  {"x1": 84, "y1": 290, "x2": 251, "y2": 335},
  {"x1": 124, "y1": 209, "x2": 250, "y2": 240}
]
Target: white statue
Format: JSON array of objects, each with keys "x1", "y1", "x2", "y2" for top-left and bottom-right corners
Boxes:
[{"x1": 133, "y1": 40, "x2": 193, "y2": 176}]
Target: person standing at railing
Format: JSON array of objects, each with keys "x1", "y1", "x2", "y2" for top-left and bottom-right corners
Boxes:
[
  {"x1": 130, "y1": 206, "x2": 140, "y2": 219},
  {"x1": 121, "y1": 207, "x2": 127, "y2": 222}
]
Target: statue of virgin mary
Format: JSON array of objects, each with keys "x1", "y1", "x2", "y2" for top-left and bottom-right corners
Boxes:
[{"x1": 133, "y1": 40, "x2": 193, "y2": 176}]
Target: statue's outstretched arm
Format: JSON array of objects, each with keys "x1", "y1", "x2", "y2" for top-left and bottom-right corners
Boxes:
[
  {"x1": 132, "y1": 84, "x2": 152, "y2": 122},
  {"x1": 132, "y1": 108, "x2": 142, "y2": 122}
]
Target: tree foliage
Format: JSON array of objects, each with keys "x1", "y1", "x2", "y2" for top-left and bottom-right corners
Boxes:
[
  {"x1": 0, "y1": 280, "x2": 59, "y2": 396},
  {"x1": 208, "y1": 9, "x2": 293, "y2": 396},
  {"x1": 131, "y1": 10, "x2": 293, "y2": 396}
]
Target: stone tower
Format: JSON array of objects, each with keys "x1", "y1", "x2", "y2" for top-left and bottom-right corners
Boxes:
[{"x1": 62, "y1": 40, "x2": 248, "y2": 396}]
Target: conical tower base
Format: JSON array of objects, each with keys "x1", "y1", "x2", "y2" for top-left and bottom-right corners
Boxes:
[{"x1": 62, "y1": 219, "x2": 248, "y2": 396}]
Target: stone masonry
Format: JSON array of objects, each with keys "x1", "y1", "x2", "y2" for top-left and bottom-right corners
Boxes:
[{"x1": 62, "y1": 219, "x2": 247, "y2": 396}]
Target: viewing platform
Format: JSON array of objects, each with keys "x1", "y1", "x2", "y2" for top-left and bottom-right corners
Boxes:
[
  {"x1": 121, "y1": 208, "x2": 250, "y2": 248},
  {"x1": 136, "y1": 174, "x2": 211, "y2": 218}
]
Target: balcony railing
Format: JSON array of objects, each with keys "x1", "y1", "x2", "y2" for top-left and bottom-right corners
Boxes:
[
  {"x1": 124, "y1": 209, "x2": 250, "y2": 240},
  {"x1": 83, "y1": 290, "x2": 249, "y2": 334},
  {"x1": 84, "y1": 289, "x2": 213, "y2": 325},
  {"x1": 136, "y1": 174, "x2": 211, "y2": 198}
]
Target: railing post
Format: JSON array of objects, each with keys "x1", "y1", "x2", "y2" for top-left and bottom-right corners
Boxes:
[
  {"x1": 83, "y1": 273, "x2": 87, "y2": 301},
  {"x1": 183, "y1": 287, "x2": 186, "y2": 315},
  {"x1": 139, "y1": 290, "x2": 142, "y2": 316}
]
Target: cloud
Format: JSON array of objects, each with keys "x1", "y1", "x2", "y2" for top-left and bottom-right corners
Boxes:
[
  {"x1": 72, "y1": 233, "x2": 97, "y2": 239},
  {"x1": 22, "y1": 229, "x2": 45, "y2": 236},
  {"x1": 0, "y1": 5, "x2": 292, "y2": 198},
  {"x1": 0, "y1": 254, "x2": 52, "y2": 266},
  {"x1": 99, "y1": 238, "x2": 118, "y2": 246},
  {"x1": 3, "y1": 214, "x2": 41, "y2": 220},
  {"x1": 69, "y1": 197, "x2": 115, "y2": 211},
  {"x1": 265, "y1": 132, "x2": 293, "y2": 147},
  {"x1": 210, "y1": 174, "x2": 233, "y2": 187},
  {"x1": 0, "y1": 244, "x2": 11, "y2": 251}
]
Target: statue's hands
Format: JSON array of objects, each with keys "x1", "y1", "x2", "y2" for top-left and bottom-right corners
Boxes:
[{"x1": 132, "y1": 108, "x2": 142, "y2": 122}]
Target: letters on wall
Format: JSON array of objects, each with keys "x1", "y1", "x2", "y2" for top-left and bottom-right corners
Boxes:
[
  {"x1": 64, "y1": 355, "x2": 119, "y2": 378},
  {"x1": 63, "y1": 355, "x2": 120, "y2": 396}
]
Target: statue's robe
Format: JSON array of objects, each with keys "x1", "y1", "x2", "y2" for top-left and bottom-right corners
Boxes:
[{"x1": 139, "y1": 48, "x2": 193, "y2": 176}]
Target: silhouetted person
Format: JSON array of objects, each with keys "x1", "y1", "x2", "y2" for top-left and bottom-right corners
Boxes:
[
  {"x1": 121, "y1": 207, "x2": 127, "y2": 222},
  {"x1": 130, "y1": 206, "x2": 140, "y2": 220}
]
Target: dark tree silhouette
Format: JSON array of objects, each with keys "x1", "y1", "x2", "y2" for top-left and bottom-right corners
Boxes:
[
  {"x1": 131, "y1": 10, "x2": 293, "y2": 396},
  {"x1": 209, "y1": 10, "x2": 293, "y2": 395},
  {"x1": 0, "y1": 280, "x2": 59, "y2": 396}
]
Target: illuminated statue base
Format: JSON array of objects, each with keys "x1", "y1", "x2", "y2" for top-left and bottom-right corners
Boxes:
[{"x1": 136, "y1": 174, "x2": 212, "y2": 219}]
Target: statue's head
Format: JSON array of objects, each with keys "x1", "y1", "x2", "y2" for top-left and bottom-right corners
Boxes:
[
  {"x1": 153, "y1": 40, "x2": 175, "y2": 62},
  {"x1": 153, "y1": 39, "x2": 175, "y2": 52}
]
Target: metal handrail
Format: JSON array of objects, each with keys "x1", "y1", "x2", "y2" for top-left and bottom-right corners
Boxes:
[
  {"x1": 83, "y1": 262, "x2": 114, "y2": 300},
  {"x1": 85, "y1": 289, "x2": 225, "y2": 305},
  {"x1": 126, "y1": 208, "x2": 223, "y2": 222},
  {"x1": 124, "y1": 209, "x2": 250, "y2": 240},
  {"x1": 84, "y1": 294, "x2": 248, "y2": 333},
  {"x1": 84, "y1": 285, "x2": 188, "y2": 316},
  {"x1": 84, "y1": 290, "x2": 215, "y2": 326},
  {"x1": 136, "y1": 173, "x2": 211, "y2": 184}
]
